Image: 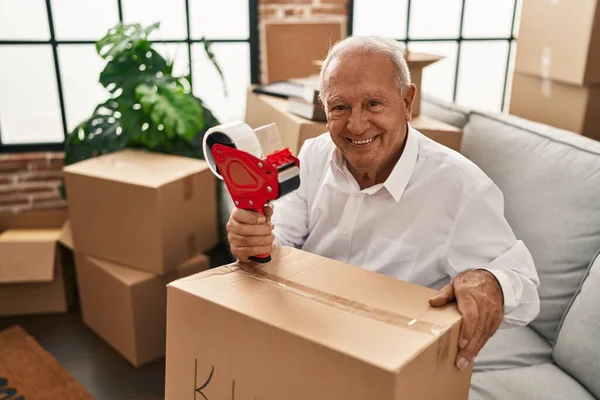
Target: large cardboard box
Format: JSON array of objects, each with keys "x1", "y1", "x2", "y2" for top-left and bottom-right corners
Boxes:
[
  {"x1": 0, "y1": 223, "x2": 76, "y2": 316},
  {"x1": 63, "y1": 150, "x2": 218, "y2": 275},
  {"x1": 0, "y1": 208, "x2": 69, "y2": 230},
  {"x1": 75, "y1": 251, "x2": 209, "y2": 367},
  {"x1": 509, "y1": 71, "x2": 600, "y2": 140},
  {"x1": 246, "y1": 87, "x2": 463, "y2": 154},
  {"x1": 165, "y1": 247, "x2": 471, "y2": 399},
  {"x1": 515, "y1": 0, "x2": 600, "y2": 85},
  {"x1": 260, "y1": 19, "x2": 346, "y2": 84}
]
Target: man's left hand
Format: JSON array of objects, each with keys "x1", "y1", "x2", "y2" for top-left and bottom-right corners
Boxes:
[{"x1": 428, "y1": 269, "x2": 504, "y2": 371}]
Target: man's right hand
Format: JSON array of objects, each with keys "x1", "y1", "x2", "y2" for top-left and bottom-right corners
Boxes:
[{"x1": 226, "y1": 205, "x2": 275, "y2": 262}]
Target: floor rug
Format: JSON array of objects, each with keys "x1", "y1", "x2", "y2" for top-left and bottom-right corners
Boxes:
[{"x1": 0, "y1": 325, "x2": 94, "y2": 399}]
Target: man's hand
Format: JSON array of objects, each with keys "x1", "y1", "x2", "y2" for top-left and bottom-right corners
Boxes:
[
  {"x1": 429, "y1": 269, "x2": 504, "y2": 371},
  {"x1": 226, "y1": 205, "x2": 275, "y2": 262}
]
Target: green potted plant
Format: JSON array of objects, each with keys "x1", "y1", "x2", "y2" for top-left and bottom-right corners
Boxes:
[{"x1": 64, "y1": 22, "x2": 225, "y2": 165}]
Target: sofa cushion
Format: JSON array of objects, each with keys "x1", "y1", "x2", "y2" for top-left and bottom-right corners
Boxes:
[
  {"x1": 470, "y1": 363, "x2": 596, "y2": 400},
  {"x1": 421, "y1": 94, "x2": 470, "y2": 129},
  {"x1": 462, "y1": 112, "x2": 600, "y2": 344},
  {"x1": 474, "y1": 326, "x2": 552, "y2": 372},
  {"x1": 553, "y1": 249, "x2": 600, "y2": 398}
]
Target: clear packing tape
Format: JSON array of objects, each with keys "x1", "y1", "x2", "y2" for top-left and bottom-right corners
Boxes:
[{"x1": 230, "y1": 262, "x2": 447, "y2": 338}]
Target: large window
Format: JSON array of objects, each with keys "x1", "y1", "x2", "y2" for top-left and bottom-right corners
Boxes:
[
  {"x1": 0, "y1": 0, "x2": 258, "y2": 151},
  {"x1": 350, "y1": 0, "x2": 521, "y2": 113}
]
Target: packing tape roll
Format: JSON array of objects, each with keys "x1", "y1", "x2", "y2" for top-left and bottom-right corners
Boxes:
[{"x1": 203, "y1": 121, "x2": 262, "y2": 180}]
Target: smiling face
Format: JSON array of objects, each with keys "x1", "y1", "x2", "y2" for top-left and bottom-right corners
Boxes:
[{"x1": 322, "y1": 52, "x2": 416, "y2": 186}]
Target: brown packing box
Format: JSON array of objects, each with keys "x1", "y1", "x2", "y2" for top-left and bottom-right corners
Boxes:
[
  {"x1": 74, "y1": 251, "x2": 209, "y2": 367},
  {"x1": 63, "y1": 149, "x2": 218, "y2": 275},
  {"x1": 0, "y1": 208, "x2": 69, "y2": 230},
  {"x1": 165, "y1": 247, "x2": 472, "y2": 399},
  {"x1": 412, "y1": 114, "x2": 463, "y2": 152},
  {"x1": 260, "y1": 19, "x2": 346, "y2": 84},
  {"x1": 515, "y1": 0, "x2": 600, "y2": 85},
  {"x1": 0, "y1": 222, "x2": 76, "y2": 317},
  {"x1": 509, "y1": 71, "x2": 600, "y2": 140},
  {"x1": 246, "y1": 87, "x2": 463, "y2": 154},
  {"x1": 246, "y1": 87, "x2": 328, "y2": 155}
]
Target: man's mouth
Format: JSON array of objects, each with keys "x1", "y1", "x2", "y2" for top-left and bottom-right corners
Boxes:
[{"x1": 347, "y1": 135, "x2": 378, "y2": 146}]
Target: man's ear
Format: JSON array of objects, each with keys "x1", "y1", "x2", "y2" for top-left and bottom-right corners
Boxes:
[
  {"x1": 403, "y1": 84, "x2": 417, "y2": 121},
  {"x1": 319, "y1": 97, "x2": 329, "y2": 122}
]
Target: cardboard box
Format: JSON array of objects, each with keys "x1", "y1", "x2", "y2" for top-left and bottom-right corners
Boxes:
[
  {"x1": 515, "y1": 0, "x2": 600, "y2": 85},
  {"x1": 0, "y1": 223, "x2": 76, "y2": 317},
  {"x1": 0, "y1": 208, "x2": 69, "y2": 230},
  {"x1": 75, "y1": 251, "x2": 209, "y2": 367},
  {"x1": 246, "y1": 87, "x2": 328, "y2": 155},
  {"x1": 260, "y1": 19, "x2": 346, "y2": 84},
  {"x1": 246, "y1": 87, "x2": 463, "y2": 154},
  {"x1": 509, "y1": 71, "x2": 600, "y2": 140},
  {"x1": 165, "y1": 247, "x2": 471, "y2": 399},
  {"x1": 63, "y1": 150, "x2": 218, "y2": 275},
  {"x1": 412, "y1": 114, "x2": 463, "y2": 152}
]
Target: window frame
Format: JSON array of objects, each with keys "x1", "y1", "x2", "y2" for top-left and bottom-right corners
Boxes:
[
  {"x1": 0, "y1": 0, "x2": 260, "y2": 153},
  {"x1": 347, "y1": 0, "x2": 520, "y2": 112}
]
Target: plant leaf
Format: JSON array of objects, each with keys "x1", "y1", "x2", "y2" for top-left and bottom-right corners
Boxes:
[
  {"x1": 100, "y1": 46, "x2": 169, "y2": 97},
  {"x1": 96, "y1": 23, "x2": 159, "y2": 59},
  {"x1": 135, "y1": 83, "x2": 205, "y2": 141}
]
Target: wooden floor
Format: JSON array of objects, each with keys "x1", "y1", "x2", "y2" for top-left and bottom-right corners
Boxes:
[{"x1": 0, "y1": 243, "x2": 234, "y2": 400}]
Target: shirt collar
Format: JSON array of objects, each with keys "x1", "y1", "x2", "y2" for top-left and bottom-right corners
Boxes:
[{"x1": 329, "y1": 123, "x2": 420, "y2": 202}]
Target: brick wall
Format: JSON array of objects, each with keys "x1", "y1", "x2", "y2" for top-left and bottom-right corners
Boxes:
[
  {"x1": 259, "y1": 0, "x2": 349, "y2": 20},
  {"x1": 0, "y1": 152, "x2": 67, "y2": 214}
]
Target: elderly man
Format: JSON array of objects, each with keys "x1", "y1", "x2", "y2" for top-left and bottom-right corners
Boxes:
[{"x1": 226, "y1": 36, "x2": 540, "y2": 371}]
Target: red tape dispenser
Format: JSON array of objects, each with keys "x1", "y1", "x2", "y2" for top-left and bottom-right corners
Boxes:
[{"x1": 202, "y1": 122, "x2": 300, "y2": 263}]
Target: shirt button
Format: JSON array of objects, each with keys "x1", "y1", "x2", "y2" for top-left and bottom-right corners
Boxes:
[{"x1": 342, "y1": 231, "x2": 347, "y2": 236}]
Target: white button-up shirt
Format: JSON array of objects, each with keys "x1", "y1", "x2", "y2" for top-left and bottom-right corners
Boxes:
[{"x1": 272, "y1": 125, "x2": 540, "y2": 328}]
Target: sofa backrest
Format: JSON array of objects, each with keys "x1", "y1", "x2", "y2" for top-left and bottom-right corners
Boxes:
[
  {"x1": 461, "y1": 112, "x2": 600, "y2": 344},
  {"x1": 420, "y1": 94, "x2": 470, "y2": 129},
  {"x1": 554, "y1": 250, "x2": 600, "y2": 397}
]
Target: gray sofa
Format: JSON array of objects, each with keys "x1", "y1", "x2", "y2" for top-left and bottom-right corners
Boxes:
[
  {"x1": 422, "y1": 94, "x2": 600, "y2": 399},
  {"x1": 219, "y1": 95, "x2": 600, "y2": 399}
]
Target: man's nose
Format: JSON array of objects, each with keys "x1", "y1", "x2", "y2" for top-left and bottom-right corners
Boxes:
[{"x1": 347, "y1": 109, "x2": 370, "y2": 135}]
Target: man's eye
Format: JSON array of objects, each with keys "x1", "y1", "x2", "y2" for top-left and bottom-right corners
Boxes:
[
  {"x1": 333, "y1": 105, "x2": 346, "y2": 111},
  {"x1": 368, "y1": 100, "x2": 382, "y2": 108}
]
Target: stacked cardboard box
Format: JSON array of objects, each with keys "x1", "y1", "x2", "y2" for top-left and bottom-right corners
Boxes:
[
  {"x1": 0, "y1": 211, "x2": 76, "y2": 317},
  {"x1": 165, "y1": 247, "x2": 473, "y2": 398},
  {"x1": 62, "y1": 149, "x2": 218, "y2": 367},
  {"x1": 510, "y1": 0, "x2": 600, "y2": 140}
]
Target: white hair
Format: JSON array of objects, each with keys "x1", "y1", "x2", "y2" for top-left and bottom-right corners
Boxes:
[{"x1": 319, "y1": 36, "x2": 411, "y2": 104}]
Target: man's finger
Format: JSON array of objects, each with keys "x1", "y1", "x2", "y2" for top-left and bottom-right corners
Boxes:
[
  {"x1": 232, "y1": 208, "x2": 267, "y2": 225},
  {"x1": 264, "y1": 205, "x2": 274, "y2": 222},
  {"x1": 228, "y1": 233, "x2": 275, "y2": 248},
  {"x1": 456, "y1": 312, "x2": 487, "y2": 369},
  {"x1": 456, "y1": 292, "x2": 478, "y2": 348},
  {"x1": 429, "y1": 282, "x2": 455, "y2": 307},
  {"x1": 228, "y1": 220, "x2": 273, "y2": 237}
]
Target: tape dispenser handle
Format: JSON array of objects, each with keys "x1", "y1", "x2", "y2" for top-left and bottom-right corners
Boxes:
[{"x1": 248, "y1": 207, "x2": 272, "y2": 264}]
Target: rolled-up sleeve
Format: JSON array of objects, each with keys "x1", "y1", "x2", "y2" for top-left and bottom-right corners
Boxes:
[
  {"x1": 271, "y1": 142, "x2": 312, "y2": 249},
  {"x1": 445, "y1": 182, "x2": 541, "y2": 328}
]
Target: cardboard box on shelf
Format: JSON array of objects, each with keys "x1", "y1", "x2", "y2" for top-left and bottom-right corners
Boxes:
[
  {"x1": 515, "y1": 0, "x2": 600, "y2": 85},
  {"x1": 0, "y1": 222, "x2": 76, "y2": 317},
  {"x1": 165, "y1": 247, "x2": 471, "y2": 399},
  {"x1": 63, "y1": 150, "x2": 218, "y2": 275},
  {"x1": 246, "y1": 87, "x2": 327, "y2": 155},
  {"x1": 75, "y1": 251, "x2": 209, "y2": 368},
  {"x1": 509, "y1": 71, "x2": 600, "y2": 141},
  {"x1": 260, "y1": 19, "x2": 346, "y2": 84}
]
